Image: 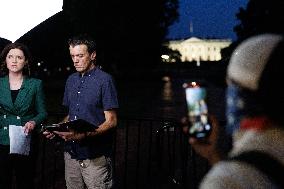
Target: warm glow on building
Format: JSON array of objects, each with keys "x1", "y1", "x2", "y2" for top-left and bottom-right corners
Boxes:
[{"x1": 167, "y1": 37, "x2": 232, "y2": 62}]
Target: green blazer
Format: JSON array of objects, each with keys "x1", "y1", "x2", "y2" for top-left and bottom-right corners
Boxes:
[{"x1": 0, "y1": 76, "x2": 47, "y2": 145}]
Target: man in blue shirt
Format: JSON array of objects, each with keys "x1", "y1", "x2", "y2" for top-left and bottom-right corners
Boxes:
[{"x1": 44, "y1": 34, "x2": 118, "y2": 189}]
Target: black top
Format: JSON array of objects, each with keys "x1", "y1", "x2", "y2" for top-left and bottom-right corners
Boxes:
[{"x1": 11, "y1": 89, "x2": 20, "y2": 103}]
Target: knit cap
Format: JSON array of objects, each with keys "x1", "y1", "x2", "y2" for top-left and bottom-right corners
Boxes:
[{"x1": 227, "y1": 34, "x2": 283, "y2": 91}]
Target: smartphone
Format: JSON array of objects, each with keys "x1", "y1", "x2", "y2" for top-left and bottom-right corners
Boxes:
[{"x1": 183, "y1": 81, "x2": 211, "y2": 138}]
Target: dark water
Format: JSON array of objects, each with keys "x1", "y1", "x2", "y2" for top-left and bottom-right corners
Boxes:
[{"x1": 116, "y1": 76, "x2": 226, "y2": 121}]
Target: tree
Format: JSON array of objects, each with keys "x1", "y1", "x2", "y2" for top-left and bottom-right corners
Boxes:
[
  {"x1": 234, "y1": 0, "x2": 284, "y2": 42},
  {"x1": 222, "y1": 0, "x2": 284, "y2": 64},
  {"x1": 161, "y1": 44, "x2": 181, "y2": 63},
  {"x1": 17, "y1": 0, "x2": 179, "y2": 78},
  {"x1": 63, "y1": 0, "x2": 179, "y2": 76},
  {"x1": 0, "y1": 38, "x2": 11, "y2": 52}
]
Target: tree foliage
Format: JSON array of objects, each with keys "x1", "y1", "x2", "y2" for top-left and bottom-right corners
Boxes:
[
  {"x1": 63, "y1": 0, "x2": 179, "y2": 74},
  {"x1": 0, "y1": 38, "x2": 11, "y2": 53},
  {"x1": 17, "y1": 0, "x2": 179, "y2": 78},
  {"x1": 222, "y1": 0, "x2": 284, "y2": 63},
  {"x1": 234, "y1": 0, "x2": 284, "y2": 42}
]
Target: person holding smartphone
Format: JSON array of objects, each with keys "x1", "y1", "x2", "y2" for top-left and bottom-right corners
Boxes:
[{"x1": 185, "y1": 34, "x2": 284, "y2": 188}]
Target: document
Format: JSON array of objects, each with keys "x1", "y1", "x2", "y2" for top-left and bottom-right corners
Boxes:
[{"x1": 9, "y1": 125, "x2": 31, "y2": 156}]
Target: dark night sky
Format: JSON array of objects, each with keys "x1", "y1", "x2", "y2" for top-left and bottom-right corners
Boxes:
[{"x1": 167, "y1": 0, "x2": 248, "y2": 41}]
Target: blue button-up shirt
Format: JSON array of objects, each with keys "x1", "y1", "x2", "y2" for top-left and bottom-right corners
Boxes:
[{"x1": 63, "y1": 67, "x2": 119, "y2": 159}]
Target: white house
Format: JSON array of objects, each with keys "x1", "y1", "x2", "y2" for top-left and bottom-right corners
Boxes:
[{"x1": 166, "y1": 37, "x2": 232, "y2": 62}]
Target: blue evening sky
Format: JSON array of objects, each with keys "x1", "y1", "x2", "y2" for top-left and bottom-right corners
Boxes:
[{"x1": 167, "y1": 0, "x2": 248, "y2": 41}]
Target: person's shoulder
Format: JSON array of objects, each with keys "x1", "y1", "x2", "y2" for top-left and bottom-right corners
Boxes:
[
  {"x1": 26, "y1": 77, "x2": 43, "y2": 84},
  {"x1": 0, "y1": 75, "x2": 8, "y2": 81},
  {"x1": 68, "y1": 72, "x2": 79, "y2": 78},
  {"x1": 66, "y1": 72, "x2": 79, "y2": 81},
  {"x1": 95, "y1": 68, "x2": 111, "y2": 77},
  {"x1": 200, "y1": 160, "x2": 273, "y2": 189},
  {"x1": 94, "y1": 68, "x2": 113, "y2": 80},
  {"x1": 200, "y1": 161, "x2": 244, "y2": 189}
]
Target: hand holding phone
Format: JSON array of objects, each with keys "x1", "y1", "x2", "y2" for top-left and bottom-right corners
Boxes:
[{"x1": 183, "y1": 81, "x2": 212, "y2": 139}]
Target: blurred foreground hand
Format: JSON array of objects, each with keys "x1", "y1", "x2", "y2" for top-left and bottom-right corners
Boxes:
[{"x1": 181, "y1": 115, "x2": 222, "y2": 165}]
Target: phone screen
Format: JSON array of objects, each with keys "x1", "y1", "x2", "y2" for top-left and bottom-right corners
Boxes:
[{"x1": 184, "y1": 82, "x2": 211, "y2": 138}]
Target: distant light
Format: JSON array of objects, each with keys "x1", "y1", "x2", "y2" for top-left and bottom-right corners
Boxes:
[
  {"x1": 43, "y1": 68, "x2": 48, "y2": 72},
  {"x1": 162, "y1": 76, "x2": 170, "y2": 82},
  {"x1": 183, "y1": 82, "x2": 199, "y2": 88},
  {"x1": 66, "y1": 67, "x2": 71, "y2": 71},
  {"x1": 205, "y1": 124, "x2": 211, "y2": 130},
  {"x1": 196, "y1": 60, "x2": 201, "y2": 66},
  {"x1": 37, "y1": 62, "x2": 41, "y2": 66},
  {"x1": 58, "y1": 68, "x2": 62, "y2": 72},
  {"x1": 161, "y1": 55, "x2": 170, "y2": 60}
]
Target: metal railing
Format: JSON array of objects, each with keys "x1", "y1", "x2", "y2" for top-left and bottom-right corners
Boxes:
[{"x1": 32, "y1": 113, "x2": 209, "y2": 189}]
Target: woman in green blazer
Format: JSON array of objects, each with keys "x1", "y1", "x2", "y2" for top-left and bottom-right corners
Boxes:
[{"x1": 0, "y1": 43, "x2": 47, "y2": 189}]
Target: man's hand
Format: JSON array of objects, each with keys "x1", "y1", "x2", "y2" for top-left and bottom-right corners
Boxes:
[{"x1": 42, "y1": 130, "x2": 56, "y2": 139}]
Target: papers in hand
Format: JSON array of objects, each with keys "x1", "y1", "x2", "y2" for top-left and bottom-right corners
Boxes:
[
  {"x1": 9, "y1": 125, "x2": 31, "y2": 156},
  {"x1": 42, "y1": 119, "x2": 97, "y2": 133}
]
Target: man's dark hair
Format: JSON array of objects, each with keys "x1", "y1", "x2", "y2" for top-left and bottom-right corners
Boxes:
[{"x1": 68, "y1": 34, "x2": 97, "y2": 54}]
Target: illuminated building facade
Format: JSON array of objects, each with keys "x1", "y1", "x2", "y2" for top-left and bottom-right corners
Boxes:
[{"x1": 166, "y1": 37, "x2": 232, "y2": 62}]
